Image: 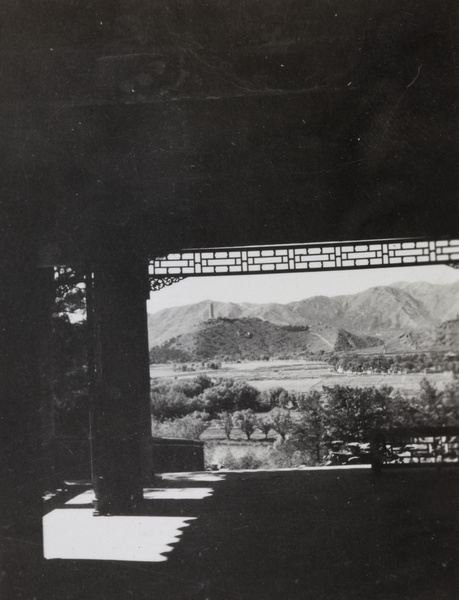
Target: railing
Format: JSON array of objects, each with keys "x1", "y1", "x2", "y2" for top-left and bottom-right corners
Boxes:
[{"x1": 370, "y1": 426, "x2": 459, "y2": 471}]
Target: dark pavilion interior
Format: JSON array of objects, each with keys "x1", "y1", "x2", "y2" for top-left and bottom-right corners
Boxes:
[{"x1": 1, "y1": 0, "x2": 458, "y2": 597}]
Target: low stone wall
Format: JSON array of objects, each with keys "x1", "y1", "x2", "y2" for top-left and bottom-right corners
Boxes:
[
  {"x1": 52, "y1": 436, "x2": 205, "y2": 484},
  {"x1": 150, "y1": 437, "x2": 205, "y2": 474}
]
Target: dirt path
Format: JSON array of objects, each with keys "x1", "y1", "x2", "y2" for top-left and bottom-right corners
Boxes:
[{"x1": 310, "y1": 332, "x2": 334, "y2": 347}]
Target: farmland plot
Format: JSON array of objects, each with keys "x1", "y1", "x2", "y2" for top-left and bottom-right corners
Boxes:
[{"x1": 150, "y1": 360, "x2": 454, "y2": 397}]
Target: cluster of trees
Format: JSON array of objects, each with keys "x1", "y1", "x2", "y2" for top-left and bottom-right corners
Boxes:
[
  {"x1": 150, "y1": 375, "x2": 459, "y2": 461},
  {"x1": 279, "y1": 324, "x2": 310, "y2": 332},
  {"x1": 219, "y1": 407, "x2": 294, "y2": 442},
  {"x1": 150, "y1": 377, "x2": 320, "y2": 422},
  {"x1": 327, "y1": 351, "x2": 457, "y2": 374},
  {"x1": 149, "y1": 343, "x2": 192, "y2": 364},
  {"x1": 150, "y1": 376, "x2": 262, "y2": 420},
  {"x1": 150, "y1": 377, "x2": 305, "y2": 441},
  {"x1": 247, "y1": 380, "x2": 459, "y2": 465}
]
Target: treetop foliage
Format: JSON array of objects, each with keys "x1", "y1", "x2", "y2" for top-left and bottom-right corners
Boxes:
[
  {"x1": 150, "y1": 374, "x2": 459, "y2": 455},
  {"x1": 199, "y1": 379, "x2": 261, "y2": 417},
  {"x1": 233, "y1": 409, "x2": 257, "y2": 440}
]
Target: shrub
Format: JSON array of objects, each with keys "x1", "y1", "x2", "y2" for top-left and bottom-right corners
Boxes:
[
  {"x1": 266, "y1": 440, "x2": 309, "y2": 468},
  {"x1": 151, "y1": 412, "x2": 210, "y2": 440},
  {"x1": 221, "y1": 449, "x2": 262, "y2": 470},
  {"x1": 206, "y1": 362, "x2": 221, "y2": 370}
]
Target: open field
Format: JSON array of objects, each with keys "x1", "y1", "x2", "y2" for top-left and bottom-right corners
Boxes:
[{"x1": 150, "y1": 360, "x2": 454, "y2": 397}]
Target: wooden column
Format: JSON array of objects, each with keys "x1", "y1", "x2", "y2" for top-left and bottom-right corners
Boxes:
[
  {"x1": 89, "y1": 245, "x2": 151, "y2": 515},
  {"x1": 36, "y1": 268, "x2": 57, "y2": 473},
  {"x1": 0, "y1": 261, "x2": 45, "y2": 533}
]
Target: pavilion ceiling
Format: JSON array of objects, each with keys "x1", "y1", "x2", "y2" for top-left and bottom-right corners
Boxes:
[{"x1": 0, "y1": 0, "x2": 457, "y2": 263}]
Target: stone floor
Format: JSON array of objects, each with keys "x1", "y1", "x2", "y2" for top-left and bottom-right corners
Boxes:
[{"x1": 4, "y1": 466, "x2": 459, "y2": 599}]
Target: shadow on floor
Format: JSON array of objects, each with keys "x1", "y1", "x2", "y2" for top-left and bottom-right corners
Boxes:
[{"x1": 3, "y1": 467, "x2": 459, "y2": 600}]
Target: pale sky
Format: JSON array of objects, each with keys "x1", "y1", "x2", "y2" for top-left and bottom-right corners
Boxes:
[{"x1": 147, "y1": 264, "x2": 459, "y2": 315}]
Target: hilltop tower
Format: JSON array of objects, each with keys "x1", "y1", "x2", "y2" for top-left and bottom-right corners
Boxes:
[{"x1": 209, "y1": 302, "x2": 214, "y2": 320}]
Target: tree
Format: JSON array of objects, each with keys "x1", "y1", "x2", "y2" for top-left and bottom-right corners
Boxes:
[
  {"x1": 442, "y1": 380, "x2": 459, "y2": 422},
  {"x1": 292, "y1": 391, "x2": 325, "y2": 463},
  {"x1": 175, "y1": 412, "x2": 210, "y2": 440},
  {"x1": 171, "y1": 375, "x2": 214, "y2": 398},
  {"x1": 322, "y1": 385, "x2": 393, "y2": 443},
  {"x1": 256, "y1": 416, "x2": 272, "y2": 440},
  {"x1": 150, "y1": 388, "x2": 205, "y2": 421},
  {"x1": 233, "y1": 409, "x2": 257, "y2": 440},
  {"x1": 219, "y1": 411, "x2": 234, "y2": 440},
  {"x1": 260, "y1": 387, "x2": 288, "y2": 410},
  {"x1": 420, "y1": 377, "x2": 438, "y2": 409},
  {"x1": 379, "y1": 379, "x2": 459, "y2": 429},
  {"x1": 268, "y1": 408, "x2": 293, "y2": 440},
  {"x1": 278, "y1": 390, "x2": 296, "y2": 409},
  {"x1": 385, "y1": 390, "x2": 424, "y2": 427},
  {"x1": 414, "y1": 378, "x2": 459, "y2": 426},
  {"x1": 201, "y1": 379, "x2": 261, "y2": 416}
]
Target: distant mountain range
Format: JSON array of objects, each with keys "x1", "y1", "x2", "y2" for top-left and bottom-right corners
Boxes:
[
  {"x1": 148, "y1": 281, "x2": 459, "y2": 359},
  {"x1": 148, "y1": 318, "x2": 385, "y2": 362}
]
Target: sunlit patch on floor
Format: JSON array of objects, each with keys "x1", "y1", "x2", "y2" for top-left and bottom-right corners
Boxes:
[
  {"x1": 65, "y1": 490, "x2": 96, "y2": 505},
  {"x1": 143, "y1": 487, "x2": 214, "y2": 500},
  {"x1": 159, "y1": 472, "x2": 227, "y2": 482},
  {"x1": 43, "y1": 509, "x2": 196, "y2": 562},
  {"x1": 65, "y1": 487, "x2": 215, "y2": 505}
]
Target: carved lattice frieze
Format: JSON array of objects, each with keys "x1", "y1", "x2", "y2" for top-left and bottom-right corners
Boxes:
[
  {"x1": 149, "y1": 276, "x2": 186, "y2": 292},
  {"x1": 148, "y1": 238, "x2": 459, "y2": 283}
]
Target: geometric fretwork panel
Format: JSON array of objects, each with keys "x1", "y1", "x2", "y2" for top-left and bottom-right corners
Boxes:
[
  {"x1": 371, "y1": 427, "x2": 459, "y2": 468},
  {"x1": 149, "y1": 237, "x2": 459, "y2": 278}
]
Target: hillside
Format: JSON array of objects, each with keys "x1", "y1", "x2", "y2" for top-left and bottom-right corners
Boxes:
[
  {"x1": 149, "y1": 317, "x2": 383, "y2": 362},
  {"x1": 391, "y1": 281, "x2": 459, "y2": 322},
  {"x1": 148, "y1": 280, "x2": 459, "y2": 349},
  {"x1": 434, "y1": 318, "x2": 459, "y2": 350}
]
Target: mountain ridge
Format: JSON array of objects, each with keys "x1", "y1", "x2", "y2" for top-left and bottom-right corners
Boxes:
[{"x1": 148, "y1": 281, "x2": 459, "y2": 349}]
